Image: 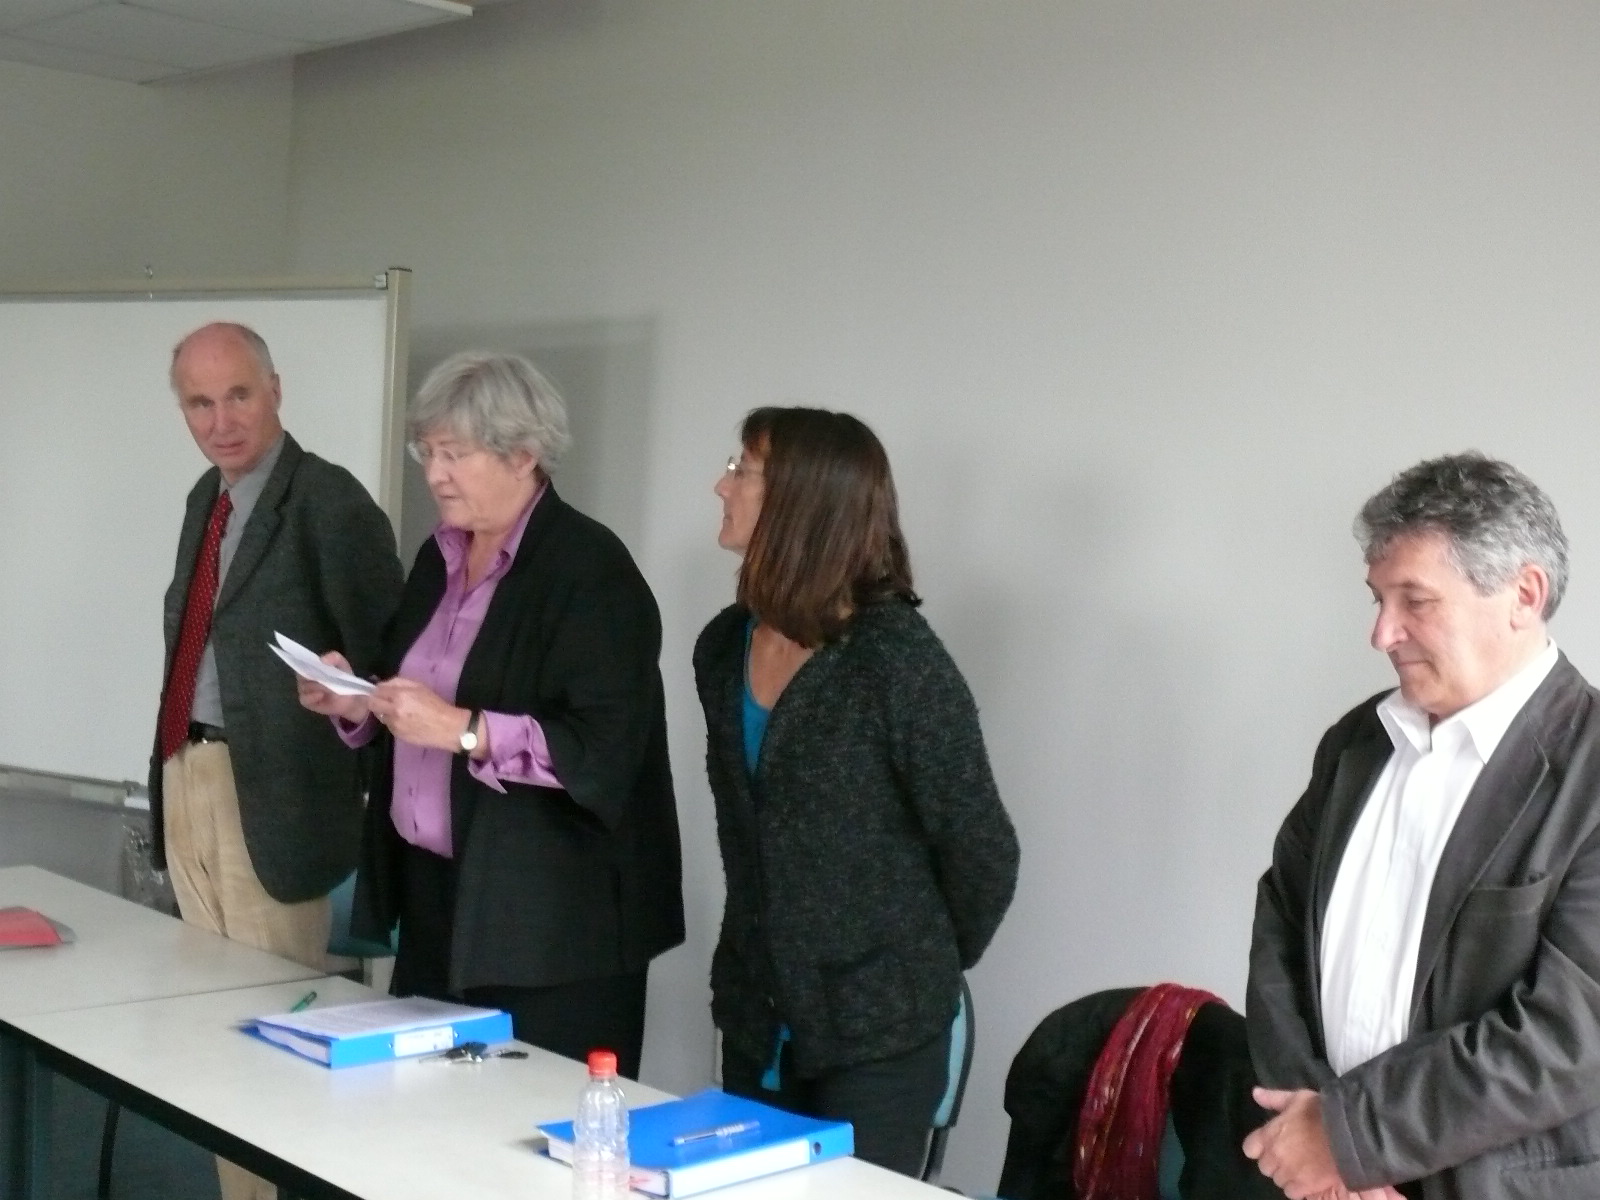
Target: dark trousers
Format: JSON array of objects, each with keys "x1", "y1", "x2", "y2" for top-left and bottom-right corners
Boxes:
[
  {"x1": 721, "y1": 1027, "x2": 952, "y2": 1178},
  {"x1": 390, "y1": 839, "x2": 648, "y2": 1077}
]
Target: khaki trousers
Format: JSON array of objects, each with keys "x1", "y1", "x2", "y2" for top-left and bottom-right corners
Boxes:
[{"x1": 163, "y1": 740, "x2": 330, "y2": 1200}]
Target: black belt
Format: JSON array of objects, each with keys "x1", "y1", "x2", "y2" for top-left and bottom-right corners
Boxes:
[{"x1": 186, "y1": 722, "x2": 227, "y2": 745}]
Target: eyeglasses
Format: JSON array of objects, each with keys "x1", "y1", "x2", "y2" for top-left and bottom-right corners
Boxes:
[
  {"x1": 407, "y1": 441, "x2": 483, "y2": 467},
  {"x1": 724, "y1": 455, "x2": 763, "y2": 482}
]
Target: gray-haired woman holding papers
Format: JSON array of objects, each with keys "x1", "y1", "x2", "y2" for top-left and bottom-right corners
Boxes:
[{"x1": 297, "y1": 351, "x2": 683, "y2": 1077}]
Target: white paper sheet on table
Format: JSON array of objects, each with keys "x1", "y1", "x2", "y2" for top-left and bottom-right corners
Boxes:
[
  {"x1": 253, "y1": 996, "x2": 501, "y2": 1040},
  {"x1": 269, "y1": 631, "x2": 375, "y2": 696}
]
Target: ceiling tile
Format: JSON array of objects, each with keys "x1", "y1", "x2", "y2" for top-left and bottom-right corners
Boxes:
[
  {"x1": 131, "y1": 0, "x2": 464, "y2": 46},
  {"x1": 21, "y1": 3, "x2": 309, "y2": 70},
  {"x1": 0, "y1": 30, "x2": 166, "y2": 80},
  {"x1": 0, "y1": 0, "x2": 101, "y2": 34}
]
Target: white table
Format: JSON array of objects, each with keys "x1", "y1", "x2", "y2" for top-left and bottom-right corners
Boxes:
[
  {"x1": 13, "y1": 975, "x2": 947, "y2": 1200},
  {"x1": 2, "y1": 868, "x2": 955, "y2": 1200},
  {"x1": 20, "y1": 974, "x2": 622, "y2": 1199},
  {"x1": 0, "y1": 865, "x2": 325, "y2": 1019},
  {"x1": 0, "y1": 865, "x2": 324, "y2": 1196}
]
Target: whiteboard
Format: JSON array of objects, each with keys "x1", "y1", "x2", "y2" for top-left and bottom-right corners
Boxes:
[{"x1": 0, "y1": 274, "x2": 410, "y2": 786}]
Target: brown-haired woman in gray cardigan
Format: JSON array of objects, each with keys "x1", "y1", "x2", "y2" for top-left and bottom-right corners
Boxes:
[{"x1": 695, "y1": 406, "x2": 1020, "y2": 1176}]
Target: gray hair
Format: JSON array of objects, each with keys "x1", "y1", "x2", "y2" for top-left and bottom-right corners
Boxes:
[
  {"x1": 169, "y1": 322, "x2": 275, "y2": 391},
  {"x1": 408, "y1": 351, "x2": 571, "y2": 468},
  {"x1": 1355, "y1": 452, "x2": 1569, "y2": 619}
]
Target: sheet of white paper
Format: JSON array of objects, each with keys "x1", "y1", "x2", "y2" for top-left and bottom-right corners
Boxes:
[
  {"x1": 269, "y1": 632, "x2": 375, "y2": 696},
  {"x1": 254, "y1": 996, "x2": 500, "y2": 1040}
]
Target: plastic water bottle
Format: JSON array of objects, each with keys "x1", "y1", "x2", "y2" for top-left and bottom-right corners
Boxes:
[{"x1": 573, "y1": 1049, "x2": 630, "y2": 1200}]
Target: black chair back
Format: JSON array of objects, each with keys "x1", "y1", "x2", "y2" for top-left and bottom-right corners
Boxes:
[{"x1": 995, "y1": 986, "x2": 1279, "y2": 1200}]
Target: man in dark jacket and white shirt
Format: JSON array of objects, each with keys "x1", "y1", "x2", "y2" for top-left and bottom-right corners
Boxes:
[
  {"x1": 150, "y1": 322, "x2": 402, "y2": 1200},
  {"x1": 1246, "y1": 453, "x2": 1600, "y2": 1200}
]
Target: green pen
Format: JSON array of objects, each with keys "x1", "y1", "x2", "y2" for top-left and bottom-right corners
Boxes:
[{"x1": 289, "y1": 990, "x2": 318, "y2": 1013}]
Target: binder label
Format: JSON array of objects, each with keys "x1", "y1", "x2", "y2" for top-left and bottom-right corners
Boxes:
[{"x1": 395, "y1": 1026, "x2": 455, "y2": 1056}]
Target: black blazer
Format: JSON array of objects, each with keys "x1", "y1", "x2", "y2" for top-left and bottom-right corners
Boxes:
[
  {"x1": 352, "y1": 487, "x2": 685, "y2": 993},
  {"x1": 149, "y1": 433, "x2": 403, "y2": 903},
  {"x1": 1249, "y1": 654, "x2": 1600, "y2": 1199},
  {"x1": 695, "y1": 599, "x2": 1019, "y2": 1076}
]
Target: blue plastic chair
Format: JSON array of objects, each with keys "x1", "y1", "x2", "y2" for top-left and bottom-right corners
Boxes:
[
  {"x1": 922, "y1": 976, "x2": 976, "y2": 1185},
  {"x1": 325, "y1": 871, "x2": 397, "y2": 959},
  {"x1": 1156, "y1": 1116, "x2": 1184, "y2": 1199}
]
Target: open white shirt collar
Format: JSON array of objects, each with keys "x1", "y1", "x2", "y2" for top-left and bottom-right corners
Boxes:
[{"x1": 1377, "y1": 639, "x2": 1559, "y2": 765}]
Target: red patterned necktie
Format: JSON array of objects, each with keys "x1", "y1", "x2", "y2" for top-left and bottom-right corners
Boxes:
[{"x1": 157, "y1": 489, "x2": 233, "y2": 761}]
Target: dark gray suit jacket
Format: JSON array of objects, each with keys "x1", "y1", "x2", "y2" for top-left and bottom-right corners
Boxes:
[
  {"x1": 149, "y1": 433, "x2": 403, "y2": 903},
  {"x1": 1249, "y1": 654, "x2": 1600, "y2": 1199}
]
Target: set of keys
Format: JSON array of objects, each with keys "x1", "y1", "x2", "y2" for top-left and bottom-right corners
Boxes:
[{"x1": 426, "y1": 1041, "x2": 530, "y2": 1064}]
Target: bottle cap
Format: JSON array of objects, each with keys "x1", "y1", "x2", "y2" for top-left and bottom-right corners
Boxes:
[{"x1": 587, "y1": 1049, "x2": 619, "y2": 1077}]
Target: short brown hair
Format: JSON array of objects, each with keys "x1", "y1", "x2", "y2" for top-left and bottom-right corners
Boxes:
[{"x1": 737, "y1": 407, "x2": 918, "y2": 647}]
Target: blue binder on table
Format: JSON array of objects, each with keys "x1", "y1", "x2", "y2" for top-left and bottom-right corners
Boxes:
[
  {"x1": 243, "y1": 997, "x2": 512, "y2": 1069},
  {"x1": 539, "y1": 1087, "x2": 853, "y2": 1197}
]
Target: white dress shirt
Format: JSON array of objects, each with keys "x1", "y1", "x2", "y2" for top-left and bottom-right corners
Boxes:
[{"x1": 1319, "y1": 639, "x2": 1558, "y2": 1074}]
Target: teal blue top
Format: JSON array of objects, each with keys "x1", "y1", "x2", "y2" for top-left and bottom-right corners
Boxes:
[
  {"x1": 742, "y1": 618, "x2": 769, "y2": 777},
  {"x1": 745, "y1": 624, "x2": 788, "y2": 1087}
]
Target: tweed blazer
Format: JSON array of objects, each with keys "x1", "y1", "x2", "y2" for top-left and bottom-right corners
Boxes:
[
  {"x1": 149, "y1": 433, "x2": 403, "y2": 903},
  {"x1": 1249, "y1": 654, "x2": 1600, "y2": 1199},
  {"x1": 694, "y1": 599, "x2": 1020, "y2": 1076},
  {"x1": 352, "y1": 487, "x2": 685, "y2": 993}
]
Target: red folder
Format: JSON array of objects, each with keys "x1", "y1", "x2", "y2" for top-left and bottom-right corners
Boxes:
[{"x1": 0, "y1": 906, "x2": 64, "y2": 947}]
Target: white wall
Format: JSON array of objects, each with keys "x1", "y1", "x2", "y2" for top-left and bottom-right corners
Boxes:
[
  {"x1": 0, "y1": 57, "x2": 293, "y2": 281},
  {"x1": 283, "y1": 2, "x2": 1600, "y2": 1189}
]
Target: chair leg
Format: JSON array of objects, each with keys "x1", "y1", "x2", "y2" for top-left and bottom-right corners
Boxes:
[
  {"x1": 97, "y1": 1100, "x2": 119, "y2": 1200},
  {"x1": 922, "y1": 1127, "x2": 949, "y2": 1185}
]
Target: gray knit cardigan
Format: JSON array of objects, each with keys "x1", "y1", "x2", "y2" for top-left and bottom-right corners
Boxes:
[{"x1": 694, "y1": 598, "x2": 1020, "y2": 1076}]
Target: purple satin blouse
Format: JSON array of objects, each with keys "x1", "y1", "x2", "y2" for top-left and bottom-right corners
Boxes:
[{"x1": 337, "y1": 485, "x2": 560, "y2": 857}]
